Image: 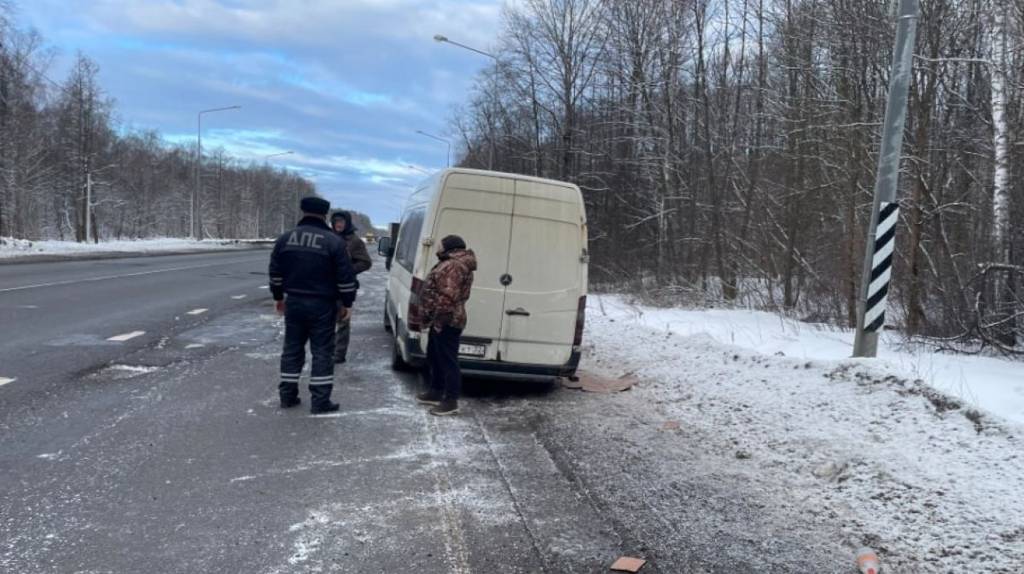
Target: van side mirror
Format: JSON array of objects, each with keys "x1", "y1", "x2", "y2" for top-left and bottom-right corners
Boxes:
[{"x1": 377, "y1": 236, "x2": 395, "y2": 270}]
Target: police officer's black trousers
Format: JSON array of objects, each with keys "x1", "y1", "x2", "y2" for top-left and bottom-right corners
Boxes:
[
  {"x1": 279, "y1": 296, "x2": 337, "y2": 408},
  {"x1": 425, "y1": 325, "x2": 463, "y2": 401}
]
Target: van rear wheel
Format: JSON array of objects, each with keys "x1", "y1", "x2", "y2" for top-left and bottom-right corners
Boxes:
[
  {"x1": 383, "y1": 307, "x2": 393, "y2": 333},
  {"x1": 391, "y1": 336, "x2": 410, "y2": 371}
]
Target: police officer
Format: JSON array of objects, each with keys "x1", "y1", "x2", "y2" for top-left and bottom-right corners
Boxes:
[
  {"x1": 269, "y1": 196, "x2": 357, "y2": 414},
  {"x1": 329, "y1": 210, "x2": 372, "y2": 364}
]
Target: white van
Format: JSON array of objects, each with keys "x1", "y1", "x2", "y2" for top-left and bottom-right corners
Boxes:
[{"x1": 377, "y1": 168, "x2": 588, "y2": 380}]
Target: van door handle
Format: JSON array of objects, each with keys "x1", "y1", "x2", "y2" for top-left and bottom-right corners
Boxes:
[{"x1": 506, "y1": 308, "x2": 530, "y2": 317}]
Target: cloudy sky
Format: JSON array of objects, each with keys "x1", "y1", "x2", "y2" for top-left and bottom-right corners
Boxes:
[{"x1": 12, "y1": 0, "x2": 505, "y2": 225}]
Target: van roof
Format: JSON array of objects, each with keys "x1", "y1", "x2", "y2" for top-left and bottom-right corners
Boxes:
[{"x1": 437, "y1": 168, "x2": 579, "y2": 191}]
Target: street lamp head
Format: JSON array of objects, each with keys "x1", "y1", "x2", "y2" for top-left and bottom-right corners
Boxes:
[{"x1": 433, "y1": 34, "x2": 448, "y2": 43}]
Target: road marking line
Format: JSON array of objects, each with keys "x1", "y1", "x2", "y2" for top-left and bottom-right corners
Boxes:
[
  {"x1": 185, "y1": 343, "x2": 205, "y2": 349},
  {"x1": 107, "y1": 331, "x2": 145, "y2": 342},
  {"x1": 0, "y1": 377, "x2": 16, "y2": 386},
  {"x1": 231, "y1": 294, "x2": 247, "y2": 300},
  {"x1": 257, "y1": 285, "x2": 269, "y2": 289},
  {"x1": 0, "y1": 256, "x2": 264, "y2": 293},
  {"x1": 186, "y1": 308, "x2": 208, "y2": 316}
]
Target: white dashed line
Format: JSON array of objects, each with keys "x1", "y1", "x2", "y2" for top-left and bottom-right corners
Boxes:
[
  {"x1": 107, "y1": 331, "x2": 146, "y2": 342},
  {"x1": 0, "y1": 377, "x2": 16, "y2": 387},
  {"x1": 185, "y1": 343, "x2": 205, "y2": 349},
  {"x1": 186, "y1": 308, "x2": 208, "y2": 316},
  {"x1": 0, "y1": 257, "x2": 263, "y2": 293},
  {"x1": 257, "y1": 285, "x2": 269, "y2": 289},
  {"x1": 231, "y1": 295, "x2": 247, "y2": 300}
]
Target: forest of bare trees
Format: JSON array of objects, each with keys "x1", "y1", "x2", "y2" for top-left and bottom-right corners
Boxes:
[
  {"x1": 452, "y1": 0, "x2": 1023, "y2": 348},
  {"x1": 0, "y1": 4, "x2": 313, "y2": 244}
]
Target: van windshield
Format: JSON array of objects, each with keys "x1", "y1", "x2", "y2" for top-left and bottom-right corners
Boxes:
[{"x1": 395, "y1": 208, "x2": 426, "y2": 272}]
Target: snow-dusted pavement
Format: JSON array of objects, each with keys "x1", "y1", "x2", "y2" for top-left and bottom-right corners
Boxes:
[
  {"x1": 586, "y1": 296, "x2": 1024, "y2": 572},
  {"x1": 2, "y1": 252, "x2": 1021, "y2": 572}
]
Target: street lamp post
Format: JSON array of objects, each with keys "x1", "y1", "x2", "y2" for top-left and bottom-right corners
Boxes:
[
  {"x1": 415, "y1": 130, "x2": 451, "y2": 167},
  {"x1": 262, "y1": 151, "x2": 294, "y2": 238},
  {"x1": 434, "y1": 34, "x2": 499, "y2": 170},
  {"x1": 194, "y1": 105, "x2": 241, "y2": 240}
]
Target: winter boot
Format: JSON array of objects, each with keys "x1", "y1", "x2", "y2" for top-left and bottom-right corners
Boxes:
[
  {"x1": 429, "y1": 400, "x2": 459, "y2": 416},
  {"x1": 279, "y1": 382, "x2": 301, "y2": 409},
  {"x1": 416, "y1": 390, "x2": 443, "y2": 405},
  {"x1": 310, "y1": 384, "x2": 340, "y2": 415}
]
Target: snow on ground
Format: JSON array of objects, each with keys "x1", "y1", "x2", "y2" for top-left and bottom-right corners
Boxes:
[
  {"x1": 592, "y1": 295, "x2": 1024, "y2": 427},
  {"x1": 0, "y1": 237, "x2": 264, "y2": 260},
  {"x1": 585, "y1": 295, "x2": 1024, "y2": 572}
]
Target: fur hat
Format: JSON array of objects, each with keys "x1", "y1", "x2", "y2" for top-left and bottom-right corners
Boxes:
[{"x1": 300, "y1": 196, "x2": 330, "y2": 216}]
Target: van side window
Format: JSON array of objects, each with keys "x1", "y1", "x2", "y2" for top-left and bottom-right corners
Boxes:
[{"x1": 395, "y1": 208, "x2": 426, "y2": 272}]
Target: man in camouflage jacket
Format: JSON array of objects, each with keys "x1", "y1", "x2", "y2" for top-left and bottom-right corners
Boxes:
[{"x1": 417, "y1": 235, "x2": 476, "y2": 416}]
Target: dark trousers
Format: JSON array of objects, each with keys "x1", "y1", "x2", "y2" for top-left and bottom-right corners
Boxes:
[
  {"x1": 333, "y1": 315, "x2": 351, "y2": 361},
  {"x1": 425, "y1": 325, "x2": 463, "y2": 401},
  {"x1": 279, "y1": 296, "x2": 337, "y2": 407}
]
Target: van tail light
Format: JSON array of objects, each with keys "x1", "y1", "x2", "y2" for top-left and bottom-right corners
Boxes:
[
  {"x1": 408, "y1": 276, "x2": 424, "y2": 332},
  {"x1": 573, "y1": 296, "x2": 586, "y2": 347}
]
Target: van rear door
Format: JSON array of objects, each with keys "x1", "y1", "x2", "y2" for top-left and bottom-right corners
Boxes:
[
  {"x1": 498, "y1": 180, "x2": 583, "y2": 365},
  {"x1": 432, "y1": 173, "x2": 514, "y2": 357}
]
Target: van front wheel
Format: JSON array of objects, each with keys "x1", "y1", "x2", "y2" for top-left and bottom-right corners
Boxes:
[{"x1": 391, "y1": 336, "x2": 410, "y2": 371}]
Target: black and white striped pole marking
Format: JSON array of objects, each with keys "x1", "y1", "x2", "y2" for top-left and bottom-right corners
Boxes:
[{"x1": 864, "y1": 202, "x2": 899, "y2": 333}]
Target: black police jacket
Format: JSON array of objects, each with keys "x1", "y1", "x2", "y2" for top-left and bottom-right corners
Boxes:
[{"x1": 268, "y1": 216, "x2": 356, "y2": 307}]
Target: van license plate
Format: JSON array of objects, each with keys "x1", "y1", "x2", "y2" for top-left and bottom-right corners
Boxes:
[{"x1": 458, "y1": 343, "x2": 486, "y2": 357}]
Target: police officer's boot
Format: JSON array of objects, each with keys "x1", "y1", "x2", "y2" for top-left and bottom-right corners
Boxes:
[
  {"x1": 279, "y1": 382, "x2": 301, "y2": 409},
  {"x1": 310, "y1": 384, "x2": 340, "y2": 414}
]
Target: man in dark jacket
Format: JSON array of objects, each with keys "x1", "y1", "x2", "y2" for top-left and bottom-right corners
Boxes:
[
  {"x1": 416, "y1": 235, "x2": 477, "y2": 416},
  {"x1": 269, "y1": 197, "x2": 357, "y2": 414},
  {"x1": 330, "y1": 210, "x2": 372, "y2": 363}
]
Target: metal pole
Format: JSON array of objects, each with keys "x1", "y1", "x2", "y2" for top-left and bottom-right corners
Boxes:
[
  {"x1": 853, "y1": 0, "x2": 919, "y2": 358},
  {"x1": 85, "y1": 170, "x2": 92, "y2": 243},
  {"x1": 194, "y1": 113, "x2": 201, "y2": 240},
  {"x1": 193, "y1": 105, "x2": 241, "y2": 240},
  {"x1": 433, "y1": 34, "x2": 501, "y2": 169},
  {"x1": 489, "y1": 63, "x2": 497, "y2": 170},
  {"x1": 415, "y1": 130, "x2": 451, "y2": 167}
]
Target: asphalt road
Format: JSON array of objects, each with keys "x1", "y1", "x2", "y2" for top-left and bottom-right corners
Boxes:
[{"x1": 0, "y1": 250, "x2": 845, "y2": 573}]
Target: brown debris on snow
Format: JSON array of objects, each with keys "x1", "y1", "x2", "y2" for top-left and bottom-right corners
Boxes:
[
  {"x1": 569, "y1": 371, "x2": 637, "y2": 393},
  {"x1": 610, "y1": 556, "x2": 647, "y2": 572}
]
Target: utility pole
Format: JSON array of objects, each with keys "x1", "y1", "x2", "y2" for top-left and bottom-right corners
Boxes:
[
  {"x1": 85, "y1": 162, "x2": 118, "y2": 244},
  {"x1": 853, "y1": 0, "x2": 920, "y2": 357},
  {"x1": 85, "y1": 170, "x2": 92, "y2": 244}
]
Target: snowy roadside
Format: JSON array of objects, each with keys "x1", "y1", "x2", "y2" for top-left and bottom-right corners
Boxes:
[
  {"x1": 584, "y1": 295, "x2": 1024, "y2": 572},
  {"x1": 0, "y1": 237, "x2": 270, "y2": 262}
]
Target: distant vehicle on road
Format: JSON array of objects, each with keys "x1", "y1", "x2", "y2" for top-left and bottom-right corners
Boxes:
[{"x1": 377, "y1": 168, "x2": 588, "y2": 380}]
